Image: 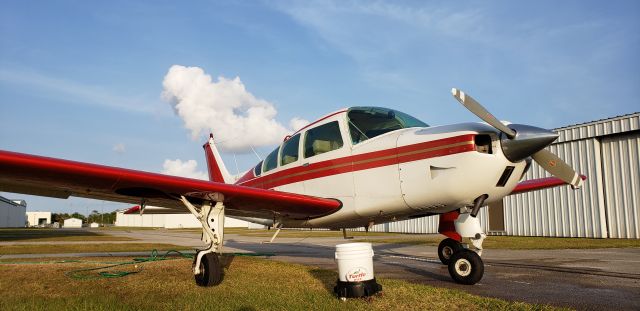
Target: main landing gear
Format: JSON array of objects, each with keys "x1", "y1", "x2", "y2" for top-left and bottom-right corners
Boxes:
[
  {"x1": 180, "y1": 194, "x2": 225, "y2": 286},
  {"x1": 438, "y1": 210, "x2": 486, "y2": 285}
]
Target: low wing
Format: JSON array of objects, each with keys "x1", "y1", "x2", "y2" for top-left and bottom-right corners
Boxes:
[
  {"x1": 510, "y1": 175, "x2": 587, "y2": 195},
  {"x1": 0, "y1": 150, "x2": 341, "y2": 219}
]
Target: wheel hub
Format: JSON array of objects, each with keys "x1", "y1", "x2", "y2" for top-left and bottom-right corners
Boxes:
[
  {"x1": 442, "y1": 246, "x2": 453, "y2": 259},
  {"x1": 455, "y1": 259, "x2": 472, "y2": 277}
]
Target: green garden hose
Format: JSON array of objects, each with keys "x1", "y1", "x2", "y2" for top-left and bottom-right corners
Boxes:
[{"x1": 1, "y1": 250, "x2": 274, "y2": 280}]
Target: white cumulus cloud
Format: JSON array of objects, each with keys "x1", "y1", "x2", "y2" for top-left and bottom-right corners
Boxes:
[
  {"x1": 161, "y1": 159, "x2": 208, "y2": 180},
  {"x1": 162, "y1": 65, "x2": 308, "y2": 152},
  {"x1": 112, "y1": 143, "x2": 126, "y2": 154},
  {"x1": 289, "y1": 117, "x2": 310, "y2": 132}
]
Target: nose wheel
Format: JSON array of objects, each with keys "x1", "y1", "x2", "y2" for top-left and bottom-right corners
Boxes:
[
  {"x1": 448, "y1": 249, "x2": 484, "y2": 285},
  {"x1": 437, "y1": 238, "x2": 463, "y2": 265}
]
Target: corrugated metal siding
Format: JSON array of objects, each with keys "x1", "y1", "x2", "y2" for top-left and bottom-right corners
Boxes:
[
  {"x1": 504, "y1": 138, "x2": 607, "y2": 237},
  {"x1": 556, "y1": 113, "x2": 639, "y2": 143},
  {"x1": 601, "y1": 133, "x2": 640, "y2": 238}
]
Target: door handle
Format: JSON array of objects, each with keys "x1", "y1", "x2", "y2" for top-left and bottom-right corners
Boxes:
[{"x1": 302, "y1": 163, "x2": 310, "y2": 167}]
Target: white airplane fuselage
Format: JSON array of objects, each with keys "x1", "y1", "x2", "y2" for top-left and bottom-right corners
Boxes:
[{"x1": 233, "y1": 109, "x2": 527, "y2": 229}]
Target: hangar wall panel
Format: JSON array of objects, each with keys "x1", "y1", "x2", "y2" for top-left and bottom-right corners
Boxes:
[
  {"x1": 0, "y1": 197, "x2": 27, "y2": 227},
  {"x1": 164, "y1": 214, "x2": 200, "y2": 229},
  {"x1": 556, "y1": 113, "x2": 639, "y2": 143},
  {"x1": 601, "y1": 132, "x2": 640, "y2": 238},
  {"x1": 115, "y1": 212, "x2": 249, "y2": 229},
  {"x1": 504, "y1": 138, "x2": 607, "y2": 238},
  {"x1": 0, "y1": 204, "x2": 26, "y2": 227}
]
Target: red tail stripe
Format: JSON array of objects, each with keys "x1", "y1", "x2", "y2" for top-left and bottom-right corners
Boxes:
[{"x1": 204, "y1": 143, "x2": 225, "y2": 183}]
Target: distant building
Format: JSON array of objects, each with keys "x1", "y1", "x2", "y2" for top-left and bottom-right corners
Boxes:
[
  {"x1": 0, "y1": 196, "x2": 27, "y2": 227},
  {"x1": 26, "y1": 211, "x2": 51, "y2": 227},
  {"x1": 63, "y1": 218, "x2": 82, "y2": 228},
  {"x1": 89, "y1": 222, "x2": 100, "y2": 228},
  {"x1": 115, "y1": 208, "x2": 249, "y2": 229}
]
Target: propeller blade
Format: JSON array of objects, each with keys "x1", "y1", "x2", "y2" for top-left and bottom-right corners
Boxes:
[
  {"x1": 532, "y1": 149, "x2": 583, "y2": 189},
  {"x1": 451, "y1": 88, "x2": 516, "y2": 138}
]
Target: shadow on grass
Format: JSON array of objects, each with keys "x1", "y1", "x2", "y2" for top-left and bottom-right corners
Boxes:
[
  {"x1": 221, "y1": 253, "x2": 236, "y2": 269},
  {"x1": 309, "y1": 268, "x2": 338, "y2": 295},
  {"x1": 0, "y1": 229, "x2": 103, "y2": 241}
]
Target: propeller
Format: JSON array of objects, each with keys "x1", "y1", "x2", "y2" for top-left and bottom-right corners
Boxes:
[{"x1": 451, "y1": 88, "x2": 583, "y2": 189}]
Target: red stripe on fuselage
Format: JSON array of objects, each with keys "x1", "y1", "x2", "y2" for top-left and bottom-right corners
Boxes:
[{"x1": 237, "y1": 134, "x2": 476, "y2": 189}]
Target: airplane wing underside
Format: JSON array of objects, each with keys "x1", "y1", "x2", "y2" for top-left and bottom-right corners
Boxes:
[{"x1": 0, "y1": 150, "x2": 342, "y2": 220}]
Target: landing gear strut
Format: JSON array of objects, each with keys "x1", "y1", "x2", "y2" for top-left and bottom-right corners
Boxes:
[
  {"x1": 180, "y1": 194, "x2": 225, "y2": 287},
  {"x1": 438, "y1": 210, "x2": 486, "y2": 285}
]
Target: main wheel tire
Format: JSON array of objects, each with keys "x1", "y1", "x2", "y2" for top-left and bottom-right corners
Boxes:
[
  {"x1": 447, "y1": 249, "x2": 484, "y2": 285},
  {"x1": 194, "y1": 252, "x2": 224, "y2": 286},
  {"x1": 438, "y1": 238, "x2": 463, "y2": 265}
]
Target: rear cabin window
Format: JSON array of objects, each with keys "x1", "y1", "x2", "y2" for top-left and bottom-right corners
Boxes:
[
  {"x1": 254, "y1": 160, "x2": 263, "y2": 176},
  {"x1": 348, "y1": 107, "x2": 428, "y2": 144},
  {"x1": 280, "y1": 134, "x2": 300, "y2": 166},
  {"x1": 304, "y1": 121, "x2": 343, "y2": 158},
  {"x1": 263, "y1": 147, "x2": 279, "y2": 173}
]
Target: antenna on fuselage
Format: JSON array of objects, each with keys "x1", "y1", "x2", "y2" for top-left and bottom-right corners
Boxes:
[
  {"x1": 249, "y1": 145, "x2": 263, "y2": 161},
  {"x1": 232, "y1": 153, "x2": 240, "y2": 176}
]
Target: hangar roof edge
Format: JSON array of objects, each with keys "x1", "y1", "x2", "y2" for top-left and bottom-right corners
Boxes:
[{"x1": 553, "y1": 112, "x2": 639, "y2": 143}]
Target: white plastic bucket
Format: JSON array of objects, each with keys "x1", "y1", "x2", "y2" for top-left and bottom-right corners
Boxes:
[{"x1": 335, "y1": 242, "x2": 375, "y2": 282}]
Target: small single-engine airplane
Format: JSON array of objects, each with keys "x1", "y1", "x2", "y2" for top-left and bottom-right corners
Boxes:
[{"x1": 0, "y1": 88, "x2": 584, "y2": 286}]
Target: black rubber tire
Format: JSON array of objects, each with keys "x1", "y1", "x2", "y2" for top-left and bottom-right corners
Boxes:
[
  {"x1": 194, "y1": 252, "x2": 224, "y2": 286},
  {"x1": 447, "y1": 249, "x2": 484, "y2": 285},
  {"x1": 438, "y1": 238, "x2": 463, "y2": 265}
]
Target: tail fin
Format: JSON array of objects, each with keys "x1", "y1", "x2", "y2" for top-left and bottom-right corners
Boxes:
[{"x1": 203, "y1": 134, "x2": 233, "y2": 183}]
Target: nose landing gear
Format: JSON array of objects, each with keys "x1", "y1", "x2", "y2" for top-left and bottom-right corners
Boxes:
[{"x1": 437, "y1": 210, "x2": 486, "y2": 285}]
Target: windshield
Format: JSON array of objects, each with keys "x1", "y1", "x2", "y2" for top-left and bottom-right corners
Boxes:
[{"x1": 348, "y1": 107, "x2": 428, "y2": 144}]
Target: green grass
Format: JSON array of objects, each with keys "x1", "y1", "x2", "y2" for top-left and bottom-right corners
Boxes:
[
  {"x1": 0, "y1": 228, "x2": 134, "y2": 242},
  {"x1": 0, "y1": 255, "x2": 562, "y2": 311},
  {"x1": 0, "y1": 243, "x2": 188, "y2": 255}
]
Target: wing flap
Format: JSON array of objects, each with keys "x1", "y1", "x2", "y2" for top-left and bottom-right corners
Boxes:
[{"x1": 0, "y1": 150, "x2": 342, "y2": 219}]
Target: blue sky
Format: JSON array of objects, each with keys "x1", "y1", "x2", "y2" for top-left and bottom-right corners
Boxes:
[{"x1": 1, "y1": 1, "x2": 638, "y2": 214}]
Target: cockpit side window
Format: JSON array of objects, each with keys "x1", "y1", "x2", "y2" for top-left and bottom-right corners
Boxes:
[
  {"x1": 263, "y1": 147, "x2": 280, "y2": 173},
  {"x1": 304, "y1": 121, "x2": 343, "y2": 158},
  {"x1": 254, "y1": 160, "x2": 263, "y2": 176},
  {"x1": 348, "y1": 107, "x2": 428, "y2": 144},
  {"x1": 280, "y1": 134, "x2": 300, "y2": 166}
]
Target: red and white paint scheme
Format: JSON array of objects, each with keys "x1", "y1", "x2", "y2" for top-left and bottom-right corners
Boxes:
[{"x1": 0, "y1": 88, "x2": 585, "y2": 286}]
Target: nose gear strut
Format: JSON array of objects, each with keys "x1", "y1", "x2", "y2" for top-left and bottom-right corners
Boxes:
[{"x1": 437, "y1": 209, "x2": 487, "y2": 285}]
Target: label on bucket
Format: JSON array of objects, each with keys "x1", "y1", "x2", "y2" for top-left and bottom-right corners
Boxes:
[{"x1": 345, "y1": 267, "x2": 369, "y2": 282}]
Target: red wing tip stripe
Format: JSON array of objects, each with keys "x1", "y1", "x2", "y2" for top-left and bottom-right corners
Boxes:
[
  {"x1": 511, "y1": 174, "x2": 587, "y2": 194},
  {"x1": 124, "y1": 205, "x2": 141, "y2": 214}
]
